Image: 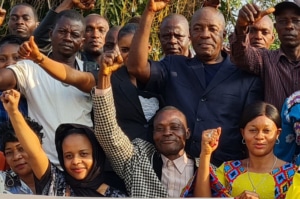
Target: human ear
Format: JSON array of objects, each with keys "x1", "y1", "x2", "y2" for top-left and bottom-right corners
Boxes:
[
  {"x1": 276, "y1": 128, "x2": 282, "y2": 139},
  {"x1": 185, "y1": 128, "x2": 191, "y2": 139}
]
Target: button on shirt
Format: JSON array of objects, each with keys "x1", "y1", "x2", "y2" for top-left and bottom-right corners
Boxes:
[{"x1": 161, "y1": 153, "x2": 194, "y2": 197}]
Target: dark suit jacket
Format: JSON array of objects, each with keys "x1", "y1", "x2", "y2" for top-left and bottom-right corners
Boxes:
[
  {"x1": 147, "y1": 53, "x2": 263, "y2": 166},
  {"x1": 112, "y1": 66, "x2": 164, "y2": 142}
]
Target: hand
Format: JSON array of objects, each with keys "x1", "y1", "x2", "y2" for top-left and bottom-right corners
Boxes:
[
  {"x1": 73, "y1": 0, "x2": 95, "y2": 10},
  {"x1": 235, "y1": 190, "x2": 260, "y2": 199},
  {"x1": 0, "y1": 8, "x2": 6, "y2": 26},
  {"x1": 147, "y1": 0, "x2": 171, "y2": 12},
  {"x1": 18, "y1": 36, "x2": 43, "y2": 63},
  {"x1": 100, "y1": 46, "x2": 123, "y2": 76},
  {"x1": 201, "y1": 127, "x2": 221, "y2": 156},
  {"x1": 0, "y1": 89, "x2": 21, "y2": 114},
  {"x1": 203, "y1": 0, "x2": 221, "y2": 9},
  {"x1": 237, "y1": 3, "x2": 274, "y2": 27}
]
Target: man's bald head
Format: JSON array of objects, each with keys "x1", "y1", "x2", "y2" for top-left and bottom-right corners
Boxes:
[{"x1": 159, "y1": 14, "x2": 191, "y2": 57}]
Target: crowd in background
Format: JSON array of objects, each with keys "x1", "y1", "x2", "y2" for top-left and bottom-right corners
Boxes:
[{"x1": 0, "y1": 0, "x2": 300, "y2": 198}]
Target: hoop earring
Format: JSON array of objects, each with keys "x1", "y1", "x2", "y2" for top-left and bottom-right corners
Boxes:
[
  {"x1": 242, "y1": 138, "x2": 246, "y2": 144},
  {"x1": 276, "y1": 139, "x2": 280, "y2": 144}
]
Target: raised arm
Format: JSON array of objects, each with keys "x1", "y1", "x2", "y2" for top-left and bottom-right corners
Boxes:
[
  {"x1": 194, "y1": 127, "x2": 221, "y2": 197},
  {"x1": 92, "y1": 48, "x2": 139, "y2": 177},
  {"x1": 230, "y1": 3, "x2": 274, "y2": 74},
  {"x1": 126, "y1": 0, "x2": 170, "y2": 84},
  {"x1": 19, "y1": 36, "x2": 96, "y2": 93},
  {"x1": 0, "y1": 89, "x2": 49, "y2": 179}
]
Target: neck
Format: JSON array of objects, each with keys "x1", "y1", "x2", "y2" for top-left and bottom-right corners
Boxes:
[
  {"x1": 281, "y1": 45, "x2": 300, "y2": 62},
  {"x1": 199, "y1": 53, "x2": 224, "y2": 64},
  {"x1": 247, "y1": 152, "x2": 277, "y2": 173},
  {"x1": 20, "y1": 173, "x2": 36, "y2": 194},
  {"x1": 50, "y1": 52, "x2": 77, "y2": 68},
  {"x1": 163, "y1": 150, "x2": 185, "y2": 161}
]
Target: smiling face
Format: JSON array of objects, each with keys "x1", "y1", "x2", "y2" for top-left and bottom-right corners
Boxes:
[
  {"x1": 4, "y1": 141, "x2": 32, "y2": 177},
  {"x1": 241, "y1": 115, "x2": 280, "y2": 157},
  {"x1": 190, "y1": 7, "x2": 225, "y2": 63},
  {"x1": 153, "y1": 108, "x2": 190, "y2": 160},
  {"x1": 62, "y1": 133, "x2": 93, "y2": 180},
  {"x1": 8, "y1": 5, "x2": 38, "y2": 39}
]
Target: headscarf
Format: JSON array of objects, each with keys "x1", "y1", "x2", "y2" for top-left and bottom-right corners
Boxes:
[{"x1": 55, "y1": 123, "x2": 106, "y2": 197}]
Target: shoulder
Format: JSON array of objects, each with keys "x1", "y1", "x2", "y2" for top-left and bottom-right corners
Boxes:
[
  {"x1": 7, "y1": 60, "x2": 39, "y2": 74},
  {"x1": 152, "y1": 55, "x2": 192, "y2": 68},
  {"x1": 132, "y1": 138, "x2": 156, "y2": 156}
]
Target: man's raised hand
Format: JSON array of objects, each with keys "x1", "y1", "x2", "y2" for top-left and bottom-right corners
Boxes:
[
  {"x1": 18, "y1": 36, "x2": 44, "y2": 63},
  {"x1": 147, "y1": 0, "x2": 171, "y2": 12},
  {"x1": 237, "y1": 3, "x2": 275, "y2": 27},
  {"x1": 73, "y1": 0, "x2": 95, "y2": 10}
]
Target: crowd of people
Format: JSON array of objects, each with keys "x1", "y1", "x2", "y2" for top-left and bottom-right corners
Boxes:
[{"x1": 0, "y1": 0, "x2": 300, "y2": 198}]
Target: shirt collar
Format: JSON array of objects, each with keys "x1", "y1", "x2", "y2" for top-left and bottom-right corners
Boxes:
[{"x1": 161, "y1": 153, "x2": 192, "y2": 174}]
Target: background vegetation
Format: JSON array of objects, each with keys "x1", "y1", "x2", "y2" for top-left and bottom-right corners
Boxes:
[{"x1": 1, "y1": 0, "x2": 281, "y2": 59}]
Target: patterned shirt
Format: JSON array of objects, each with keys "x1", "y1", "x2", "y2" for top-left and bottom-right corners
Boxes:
[
  {"x1": 181, "y1": 160, "x2": 297, "y2": 198},
  {"x1": 230, "y1": 33, "x2": 300, "y2": 112},
  {"x1": 275, "y1": 90, "x2": 300, "y2": 165},
  {"x1": 0, "y1": 170, "x2": 33, "y2": 194},
  {"x1": 93, "y1": 88, "x2": 168, "y2": 197}
]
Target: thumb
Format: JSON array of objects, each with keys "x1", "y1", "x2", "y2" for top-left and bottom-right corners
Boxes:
[
  {"x1": 116, "y1": 54, "x2": 123, "y2": 64},
  {"x1": 217, "y1": 127, "x2": 222, "y2": 136},
  {"x1": 261, "y1": 7, "x2": 275, "y2": 17},
  {"x1": 29, "y1": 36, "x2": 40, "y2": 53},
  {"x1": 29, "y1": 36, "x2": 35, "y2": 45}
]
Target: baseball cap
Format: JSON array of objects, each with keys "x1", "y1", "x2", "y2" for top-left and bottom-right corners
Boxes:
[{"x1": 274, "y1": 0, "x2": 300, "y2": 16}]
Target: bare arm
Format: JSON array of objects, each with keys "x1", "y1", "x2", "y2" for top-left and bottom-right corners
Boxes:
[
  {"x1": 1, "y1": 90, "x2": 49, "y2": 180},
  {"x1": 0, "y1": 69, "x2": 17, "y2": 91},
  {"x1": 230, "y1": 4, "x2": 274, "y2": 74},
  {"x1": 126, "y1": 0, "x2": 170, "y2": 84},
  {"x1": 194, "y1": 127, "x2": 221, "y2": 197},
  {"x1": 19, "y1": 36, "x2": 96, "y2": 93}
]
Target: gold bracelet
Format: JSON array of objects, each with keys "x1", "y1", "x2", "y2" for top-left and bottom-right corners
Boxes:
[{"x1": 34, "y1": 54, "x2": 44, "y2": 65}]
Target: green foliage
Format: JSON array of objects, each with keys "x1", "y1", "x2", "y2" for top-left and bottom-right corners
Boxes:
[{"x1": 1, "y1": 0, "x2": 282, "y2": 58}]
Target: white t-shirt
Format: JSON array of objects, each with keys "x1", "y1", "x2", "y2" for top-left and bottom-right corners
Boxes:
[{"x1": 8, "y1": 58, "x2": 93, "y2": 166}]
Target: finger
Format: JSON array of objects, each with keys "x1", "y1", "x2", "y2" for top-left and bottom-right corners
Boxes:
[
  {"x1": 116, "y1": 54, "x2": 123, "y2": 64},
  {"x1": 18, "y1": 44, "x2": 31, "y2": 57},
  {"x1": 247, "y1": 4, "x2": 258, "y2": 15},
  {"x1": 261, "y1": 7, "x2": 275, "y2": 17},
  {"x1": 29, "y1": 36, "x2": 38, "y2": 49},
  {"x1": 23, "y1": 43, "x2": 33, "y2": 52},
  {"x1": 217, "y1": 127, "x2": 222, "y2": 136},
  {"x1": 74, "y1": 0, "x2": 86, "y2": 9},
  {"x1": 240, "y1": 10, "x2": 251, "y2": 22}
]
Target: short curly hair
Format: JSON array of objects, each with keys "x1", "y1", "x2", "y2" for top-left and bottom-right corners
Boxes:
[{"x1": 0, "y1": 117, "x2": 44, "y2": 152}]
